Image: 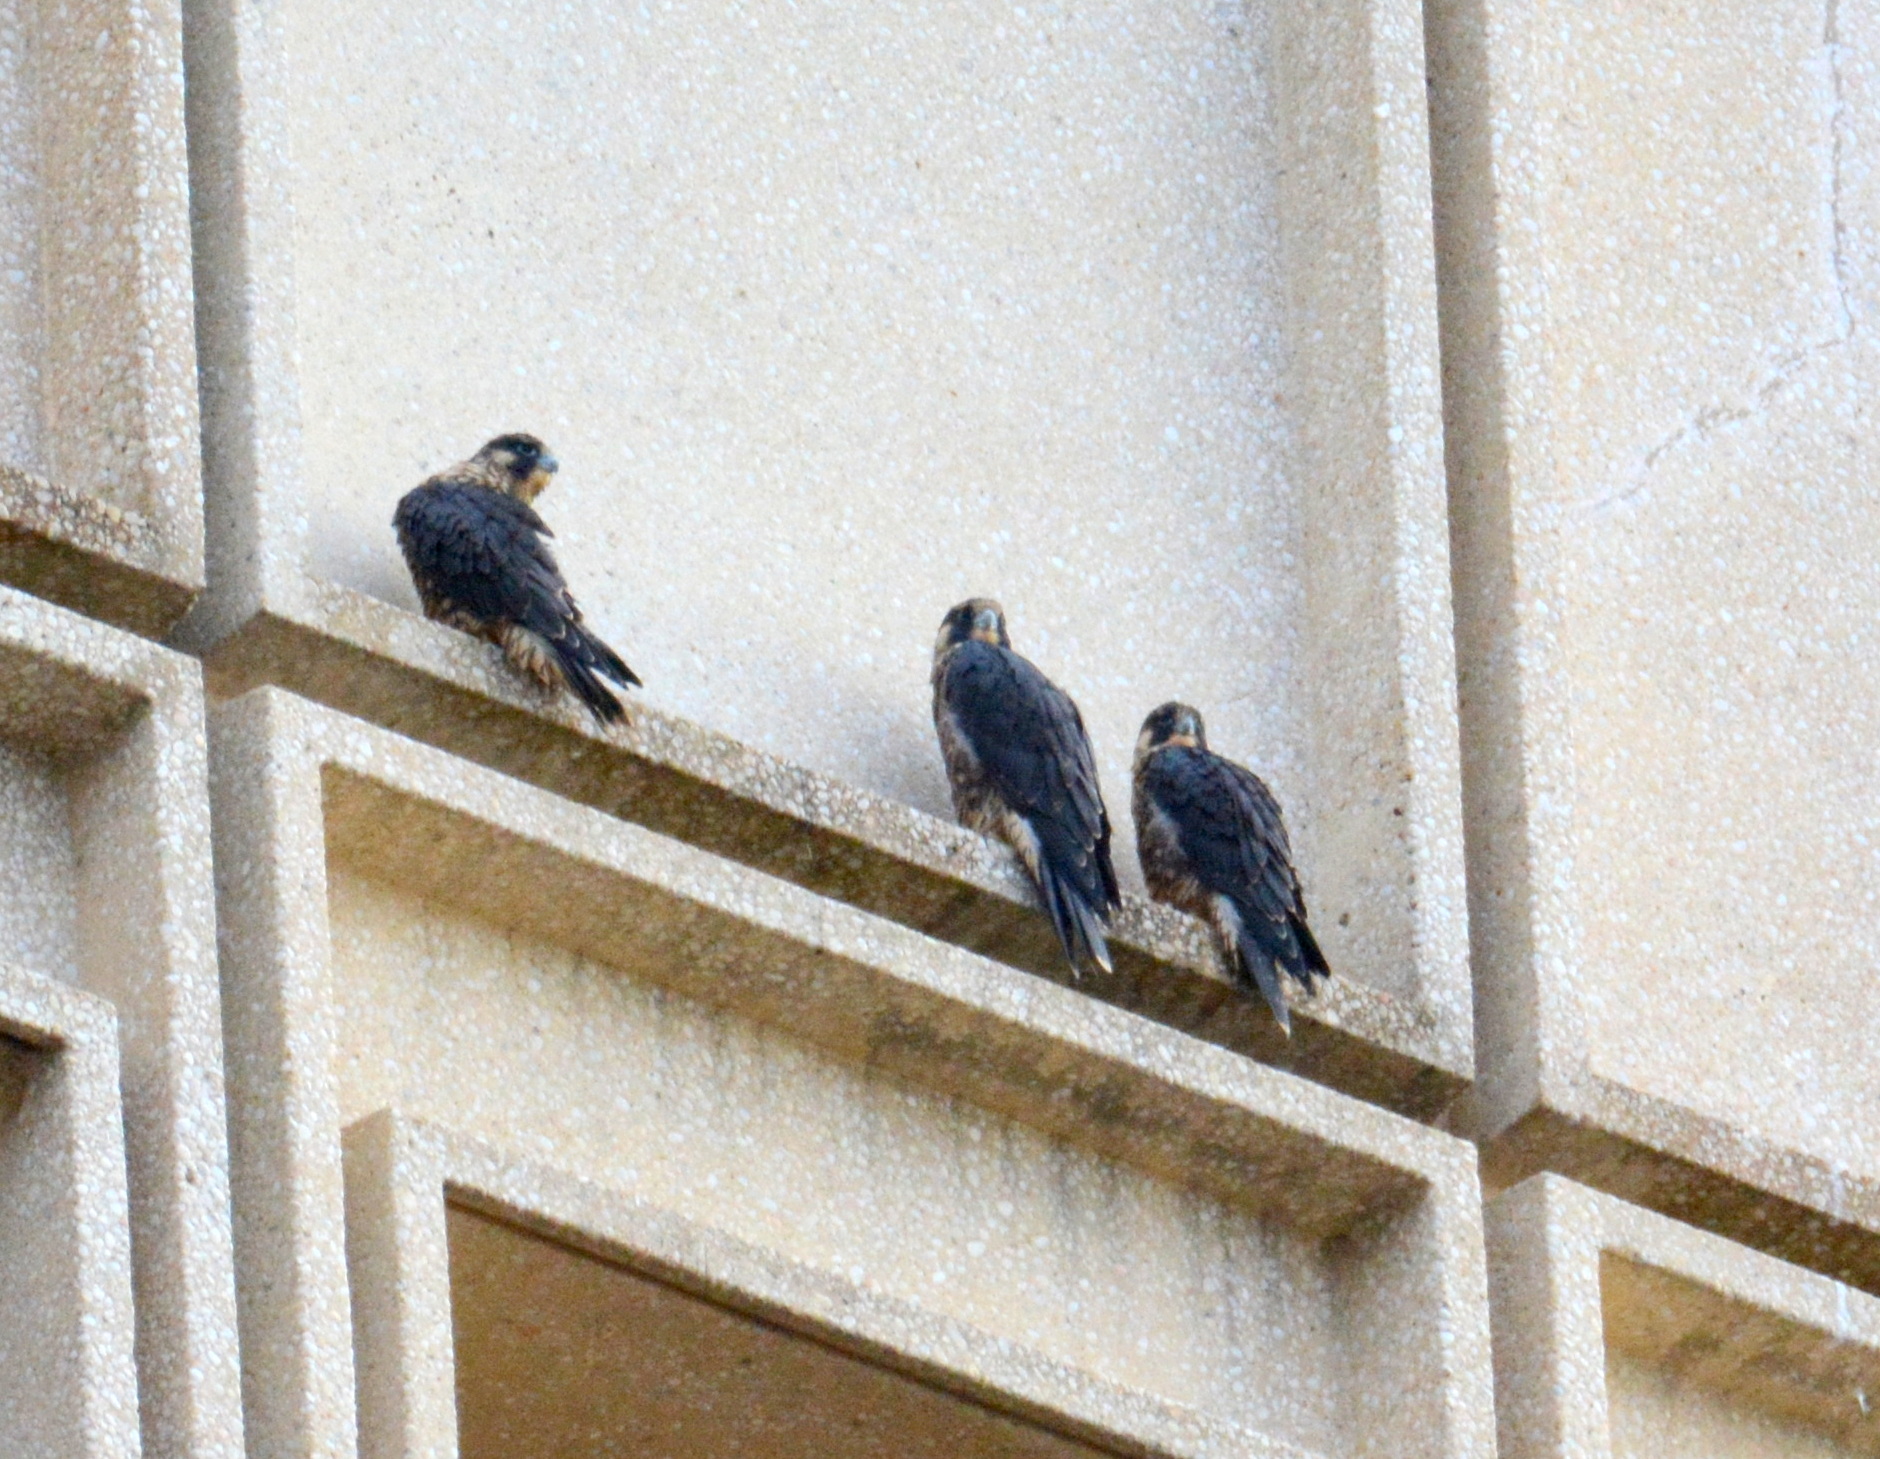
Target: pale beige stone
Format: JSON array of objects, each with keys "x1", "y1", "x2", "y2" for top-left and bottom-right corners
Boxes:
[
  {"x1": 1428, "y1": 0, "x2": 1880, "y2": 1282},
  {"x1": 0, "y1": 587, "x2": 243, "y2": 1459},
  {"x1": 209, "y1": 687, "x2": 1496, "y2": 1459},
  {"x1": 1486, "y1": 1174, "x2": 1880, "y2": 1458},
  {"x1": 341, "y1": 1113, "x2": 1282, "y2": 1459},
  {"x1": 0, "y1": 966, "x2": 140, "y2": 1459},
  {"x1": 0, "y1": 0, "x2": 202, "y2": 634},
  {"x1": 177, "y1": 0, "x2": 1471, "y2": 1108}
]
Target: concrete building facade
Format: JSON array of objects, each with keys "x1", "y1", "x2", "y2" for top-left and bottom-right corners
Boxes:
[{"x1": 0, "y1": 0, "x2": 1874, "y2": 1455}]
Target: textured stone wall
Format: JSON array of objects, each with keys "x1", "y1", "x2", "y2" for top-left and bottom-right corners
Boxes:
[{"x1": 0, "y1": 0, "x2": 1874, "y2": 1456}]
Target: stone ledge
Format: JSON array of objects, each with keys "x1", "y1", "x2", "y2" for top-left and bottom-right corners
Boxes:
[
  {"x1": 1478, "y1": 1081, "x2": 1880, "y2": 1300},
  {"x1": 203, "y1": 598, "x2": 1468, "y2": 1122},
  {"x1": 209, "y1": 686, "x2": 1495, "y2": 1459},
  {"x1": 0, "y1": 465, "x2": 198, "y2": 638}
]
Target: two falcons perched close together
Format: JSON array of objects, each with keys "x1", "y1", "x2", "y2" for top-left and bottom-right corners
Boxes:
[
  {"x1": 930, "y1": 598, "x2": 1329, "y2": 1029},
  {"x1": 395, "y1": 434, "x2": 1330, "y2": 1030}
]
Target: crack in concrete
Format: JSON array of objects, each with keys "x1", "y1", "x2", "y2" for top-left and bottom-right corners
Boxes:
[
  {"x1": 1582, "y1": 0, "x2": 1859, "y2": 517},
  {"x1": 1827, "y1": 0, "x2": 1856, "y2": 336}
]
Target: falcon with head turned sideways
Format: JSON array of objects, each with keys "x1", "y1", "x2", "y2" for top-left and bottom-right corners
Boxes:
[
  {"x1": 393, "y1": 432, "x2": 640, "y2": 725},
  {"x1": 932, "y1": 598, "x2": 1121, "y2": 978},
  {"x1": 1132, "y1": 701, "x2": 1329, "y2": 1032}
]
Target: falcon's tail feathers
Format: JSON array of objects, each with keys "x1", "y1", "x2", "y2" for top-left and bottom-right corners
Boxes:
[
  {"x1": 1214, "y1": 896, "x2": 1293, "y2": 1035},
  {"x1": 1096, "y1": 830, "x2": 1123, "y2": 916},
  {"x1": 1036, "y1": 853, "x2": 1114, "y2": 979},
  {"x1": 556, "y1": 649, "x2": 627, "y2": 725},
  {"x1": 551, "y1": 621, "x2": 642, "y2": 726},
  {"x1": 1294, "y1": 917, "x2": 1331, "y2": 983},
  {"x1": 580, "y1": 626, "x2": 643, "y2": 691}
]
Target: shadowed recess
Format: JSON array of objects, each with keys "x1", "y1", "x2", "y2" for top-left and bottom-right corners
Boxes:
[
  {"x1": 447, "y1": 1203, "x2": 1125, "y2": 1459},
  {"x1": 0, "y1": 1034, "x2": 34, "y2": 1140},
  {"x1": 0, "y1": 637, "x2": 145, "y2": 763},
  {"x1": 1602, "y1": 1253, "x2": 1880, "y2": 1457}
]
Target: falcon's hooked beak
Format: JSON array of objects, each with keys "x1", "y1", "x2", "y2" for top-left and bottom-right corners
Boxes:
[
  {"x1": 1167, "y1": 711, "x2": 1201, "y2": 749},
  {"x1": 969, "y1": 607, "x2": 1003, "y2": 646},
  {"x1": 518, "y1": 453, "x2": 559, "y2": 504}
]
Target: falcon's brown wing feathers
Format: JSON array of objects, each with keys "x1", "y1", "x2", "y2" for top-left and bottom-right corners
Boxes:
[
  {"x1": 937, "y1": 639, "x2": 1120, "y2": 974},
  {"x1": 394, "y1": 476, "x2": 639, "y2": 724},
  {"x1": 1138, "y1": 744, "x2": 1327, "y2": 1025}
]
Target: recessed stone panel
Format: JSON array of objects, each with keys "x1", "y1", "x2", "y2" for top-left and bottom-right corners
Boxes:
[
  {"x1": 1486, "y1": 1176, "x2": 1880, "y2": 1459},
  {"x1": 0, "y1": 587, "x2": 241, "y2": 1459},
  {"x1": 181, "y1": 0, "x2": 1470, "y2": 1107},
  {"x1": 441, "y1": 1202, "x2": 1110, "y2": 1459}
]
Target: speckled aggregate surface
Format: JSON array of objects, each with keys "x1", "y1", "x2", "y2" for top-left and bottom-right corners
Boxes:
[
  {"x1": 1486, "y1": 1175, "x2": 1880, "y2": 1458},
  {"x1": 1605, "y1": 1357, "x2": 1851, "y2": 1459},
  {"x1": 181, "y1": 0, "x2": 1472, "y2": 1098},
  {"x1": 0, "y1": 738, "x2": 79, "y2": 980},
  {"x1": 209, "y1": 688, "x2": 1496, "y2": 1459},
  {"x1": 329, "y1": 865, "x2": 1349, "y2": 1441},
  {"x1": 0, "y1": 4, "x2": 41, "y2": 476},
  {"x1": 1547, "y1": 0, "x2": 1880, "y2": 1193},
  {"x1": 0, "y1": 967, "x2": 140, "y2": 1459},
  {"x1": 0, "y1": 589, "x2": 242, "y2": 1459},
  {"x1": 1429, "y1": 0, "x2": 1880, "y2": 1276},
  {"x1": 0, "y1": 0, "x2": 202, "y2": 631},
  {"x1": 285, "y1": 0, "x2": 1300, "y2": 818}
]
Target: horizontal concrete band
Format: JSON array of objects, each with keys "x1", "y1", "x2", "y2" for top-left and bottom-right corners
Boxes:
[
  {"x1": 210, "y1": 686, "x2": 1495, "y2": 1459},
  {"x1": 202, "y1": 601, "x2": 1468, "y2": 1119}
]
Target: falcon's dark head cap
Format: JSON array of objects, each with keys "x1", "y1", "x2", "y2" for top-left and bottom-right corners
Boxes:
[
  {"x1": 474, "y1": 432, "x2": 559, "y2": 502},
  {"x1": 935, "y1": 597, "x2": 1010, "y2": 658},
  {"x1": 1138, "y1": 701, "x2": 1207, "y2": 758}
]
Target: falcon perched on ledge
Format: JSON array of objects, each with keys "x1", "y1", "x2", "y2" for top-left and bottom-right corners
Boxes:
[
  {"x1": 394, "y1": 433, "x2": 640, "y2": 726},
  {"x1": 1132, "y1": 702, "x2": 1329, "y2": 1032},
  {"x1": 932, "y1": 598, "x2": 1121, "y2": 977}
]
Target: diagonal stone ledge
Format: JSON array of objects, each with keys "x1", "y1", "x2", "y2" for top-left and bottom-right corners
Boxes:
[{"x1": 204, "y1": 600, "x2": 1468, "y2": 1122}]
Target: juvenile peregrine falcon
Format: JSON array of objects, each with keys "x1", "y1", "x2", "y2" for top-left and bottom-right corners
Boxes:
[
  {"x1": 1133, "y1": 702, "x2": 1329, "y2": 1032},
  {"x1": 932, "y1": 599, "x2": 1120, "y2": 977},
  {"x1": 393, "y1": 433, "x2": 640, "y2": 725}
]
